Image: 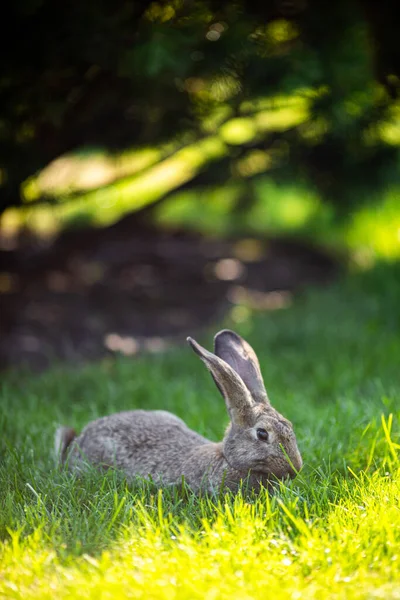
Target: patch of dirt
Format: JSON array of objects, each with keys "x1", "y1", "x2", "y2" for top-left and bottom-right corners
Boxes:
[{"x1": 0, "y1": 216, "x2": 339, "y2": 371}]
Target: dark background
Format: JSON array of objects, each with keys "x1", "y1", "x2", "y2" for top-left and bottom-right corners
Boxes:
[{"x1": 0, "y1": 0, "x2": 399, "y2": 370}]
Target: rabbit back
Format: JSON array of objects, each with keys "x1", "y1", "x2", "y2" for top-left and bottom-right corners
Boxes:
[{"x1": 65, "y1": 410, "x2": 209, "y2": 483}]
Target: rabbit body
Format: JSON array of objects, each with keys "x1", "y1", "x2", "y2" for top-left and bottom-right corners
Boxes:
[
  {"x1": 57, "y1": 330, "x2": 303, "y2": 493},
  {"x1": 66, "y1": 411, "x2": 223, "y2": 487}
]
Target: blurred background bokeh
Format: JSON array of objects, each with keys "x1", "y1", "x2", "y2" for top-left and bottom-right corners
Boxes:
[{"x1": 1, "y1": 0, "x2": 399, "y2": 370}]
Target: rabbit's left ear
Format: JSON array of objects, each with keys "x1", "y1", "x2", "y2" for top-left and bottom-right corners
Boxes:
[{"x1": 214, "y1": 330, "x2": 269, "y2": 404}]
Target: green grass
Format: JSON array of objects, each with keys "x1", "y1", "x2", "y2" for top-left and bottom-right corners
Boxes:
[{"x1": 1, "y1": 262, "x2": 400, "y2": 598}]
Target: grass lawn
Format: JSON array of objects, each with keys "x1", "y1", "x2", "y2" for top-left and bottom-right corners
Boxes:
[{"x1": 1, "y1": 262, "x2": 400, "y2": 599}]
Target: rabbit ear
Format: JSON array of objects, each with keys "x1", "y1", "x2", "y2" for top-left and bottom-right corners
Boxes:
[
  {"x1": 213, "y1": 330, "x2": 269, "y2": 404},
  {"x1": 187, "y1": 336, "x2": 254, "y2": 427}
]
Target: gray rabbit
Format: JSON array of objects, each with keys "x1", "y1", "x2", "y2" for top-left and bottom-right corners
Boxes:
[{"x1": 55, "y1": 330, "x2": 302, "y2": 492}]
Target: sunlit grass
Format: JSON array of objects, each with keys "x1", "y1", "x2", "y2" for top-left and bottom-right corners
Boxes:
[
  {"x1": 1, "y1": 263, "x2": 400, "y2": 598},
  {"x1": 345, "y1": 191, "x2": 400, "y2": 261},
  {"x1": 379, "y1": 98, "x2": 400, "y2": 145},
  {"x1": 1, "y1": 468, "x2": 400, "y2": 599},
  {"x1": 154, "y1": 178, "x2": 323, "y2": 236},
  {"x1": 155, "y1": 181, "x2": 400, "y2": 263}
]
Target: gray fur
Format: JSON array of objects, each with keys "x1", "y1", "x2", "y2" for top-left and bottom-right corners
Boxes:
[
  {"x1": 56, "y1": 330, "x2": 302, "y2": 493},
  {"x1": 214, "y1": 329, "x2": 269, "y2": 404},
  {"x1": 55, "y1": 426, "x2": 76, "y2": 463}
]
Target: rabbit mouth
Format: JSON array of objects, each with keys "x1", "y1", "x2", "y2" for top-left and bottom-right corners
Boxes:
[
  {"x1": 250, "y1": 464, "x2": 296, "y2": 481},
  {"x1": 248, "y1": 467, "x2": 274, "y2": 481},
  {"x1": 250, "y1": 461, "x2": 273, "y2": 474}
]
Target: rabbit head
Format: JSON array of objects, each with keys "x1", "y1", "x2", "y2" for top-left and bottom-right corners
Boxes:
[{"x1": 187, "y1": 330, "x2": 302, "y2": 484}]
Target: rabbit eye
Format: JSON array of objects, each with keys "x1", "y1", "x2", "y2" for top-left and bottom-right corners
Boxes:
[{"x1": 256, "y1": 428, "x2": 269, "y2": 442}]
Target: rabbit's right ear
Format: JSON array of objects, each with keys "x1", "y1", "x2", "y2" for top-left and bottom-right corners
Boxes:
[
  {"x1": 214, "y1": 330, "x2": 269, "y2": 404},
  {"x1": 187, "y1": 336, "x2": 254, "y2": 427}
]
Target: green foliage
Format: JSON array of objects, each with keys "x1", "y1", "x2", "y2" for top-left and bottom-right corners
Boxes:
[
  {"x1": 1, "y1": 0, "x2": 400, "y2": 218},
  {"x1": 1, "y1": 263, "x2": 400, "y2": 597}
]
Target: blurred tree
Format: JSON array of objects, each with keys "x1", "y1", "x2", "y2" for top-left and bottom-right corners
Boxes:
[{"x1": 0, "y1": 0, "x2": 399, "y2": 216}]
